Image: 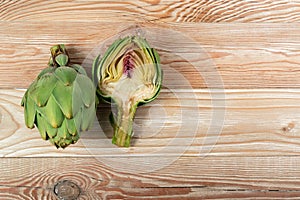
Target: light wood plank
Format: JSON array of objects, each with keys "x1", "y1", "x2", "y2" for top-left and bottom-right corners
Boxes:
[
  {"x1": 1, "y1": 22, "x2": 300, "y2": 89},
  {"x1": 1, "y1": 88, "x2": 300, "y2": 157},
  {"x1": 1, "y1": 0, "x2": 300, "y2": 23},
  {"x1": 1, "y1": 156, "x2": 300, "y2": 199}
]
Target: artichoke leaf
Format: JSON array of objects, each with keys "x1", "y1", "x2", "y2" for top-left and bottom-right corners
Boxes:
[
  {"x1": 21, "y1": 90, "x2": 27, "y2": 107},
  {"x1": 28, "y1": 74, "x2": 58, "y2": 107},
  {"x1": 72, "y1": 79, "x2": 83, "y2": 117},
  {"x1": 55, "y1": 54, "x2": 69, "y2": 66},
  {"x1": 54, "y1": 66, "x2": 77, "y2": 86},
  {"x1": 37, "y1": 94, "x2": 64, "y2": 128},
  {"x1": 73, "y1": 107, "x2": 83, "y2": 133},
  {"x1": 37, "y1": 67, "x2": 55, "y2": 79},
  {"x1": 44, "y1": 118, "x2": 58, "y2": 139},
  {"x1": 76, "y1": 74, "x2": 96, "y2": 108},
  {"x1": 66, "y1": 118, "x2": 77, "y2": 136},
  {"x1": 72, "y1": 64, "x2": 87, "y2": 76},
  {"x1": 52, "y1": 81, "x2": 74, "y2": 119},
  {"x1": 81, "y1": 105, "x2": 96, "y2": 131},
  {"x1": 36, "y1": 113, "x2": 47, "y2": 140},
  {"x1": 24, "y1": 95, "x2": 36, "y2": 129},
  {"x1": 57, "y1": 119, "x2": 69, "y2": 140}
]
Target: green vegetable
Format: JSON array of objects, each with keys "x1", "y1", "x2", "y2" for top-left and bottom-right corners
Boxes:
[
  {"x1": 21, "y1": 44, "x2": 97, "y2": 148},
  {"x1": 93, "y1": 36, "x2": 162, "y2": 147}
]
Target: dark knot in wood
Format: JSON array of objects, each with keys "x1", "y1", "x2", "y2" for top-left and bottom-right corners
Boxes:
[{"x1": 53, "y1": 180, "x2": 81, "y2": 200}]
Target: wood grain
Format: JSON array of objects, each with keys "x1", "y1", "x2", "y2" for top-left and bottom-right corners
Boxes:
[
  {"x1": 2, "y1": 0, "x2": 300, "y2": 198},
  {"x1": 1, "y1": 22, "x2": 300, "y2": 89},
  {"x1": 1, "y1": 88, "x2": 300, "y2": 158},
  {"x1": 1, "y1": 156, "x2": 300, "y2": 199},
  {"x1": 1, "y1": 0, "x2": 300, "y2": 23}
]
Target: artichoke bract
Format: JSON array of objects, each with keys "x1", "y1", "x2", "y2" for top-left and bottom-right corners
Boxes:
[
  {"x1": 93, "y1": 36, "x2": 162, "y2": 147},
  {"x1": 21, "y1": 44, "x2": 96, "y2": 148}
]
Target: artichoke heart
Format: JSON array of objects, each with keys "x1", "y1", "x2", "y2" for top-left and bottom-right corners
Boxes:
[
  {"x1": 21, "y1": 44, "x2": 96, "y2": 148},
  {"x1": 93, "y1": 36, "x2": 162, "y2": 147}
]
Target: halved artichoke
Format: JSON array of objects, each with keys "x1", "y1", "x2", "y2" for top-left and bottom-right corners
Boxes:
[
  {"x1": 21, "y1": 44, "x2": 97, "y2": 148},
  {"x1": 93, "y1": 36, "x2": 162, "y2": 147}
]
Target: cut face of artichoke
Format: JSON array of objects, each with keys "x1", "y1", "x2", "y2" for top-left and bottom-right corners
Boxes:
[
  {"x1": 93, "y1": 36, "x2": 162, "y2": 147},
  {"x1": 21, "y1": 44, "x2": 96, "y2": 148}
]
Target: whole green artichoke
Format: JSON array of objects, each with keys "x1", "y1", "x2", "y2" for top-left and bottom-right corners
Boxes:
[
  {"x1": 93, "y1": 36, "x2": 162, "y2": 147},
  {"x1": 21, "y1": 44, "x2": 96, "y2": 148}
]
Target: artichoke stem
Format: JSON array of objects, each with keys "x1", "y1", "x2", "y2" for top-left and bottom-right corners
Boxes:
[{"x1": 112, "y1": 104, "x2": 136, "y2": 147}]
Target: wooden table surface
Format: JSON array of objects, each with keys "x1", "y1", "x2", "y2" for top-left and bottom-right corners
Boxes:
[{"x1": 2, "y1": 0, "x2": 300, "y2": 199}]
